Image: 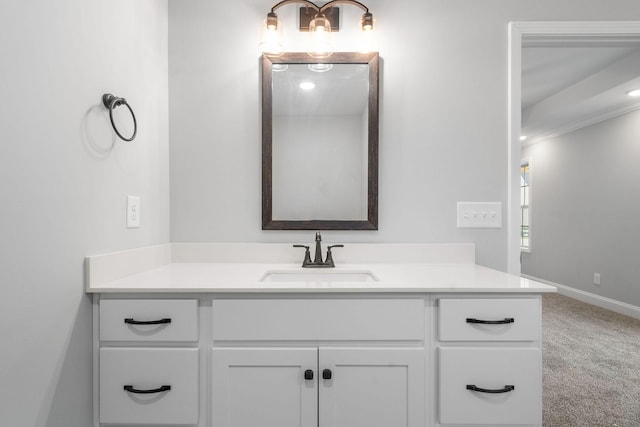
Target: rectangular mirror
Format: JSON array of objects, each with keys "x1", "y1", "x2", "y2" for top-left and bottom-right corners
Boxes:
[{"x1": 262, "y1": 52, "x2": 379, "y2": 230}]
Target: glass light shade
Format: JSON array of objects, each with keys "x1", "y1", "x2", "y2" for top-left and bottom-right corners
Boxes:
[
  {"x1": 360, "y1": 25, "x2": 375, "y2": 53},
  {"x1": 358, "y1": 13, "x2": 375, "y2": 53},
  {"x1": 307, "y1": 14, "x2": 333, "y2": 59},
  {"x1": 361, "y1": 12, "x2": 374, "y2": 32},
  {"x1": 259, "y1": 16, "x2": 283, "y2": 56}
]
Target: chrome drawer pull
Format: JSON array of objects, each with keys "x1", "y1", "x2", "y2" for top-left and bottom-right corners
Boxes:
[
  {"x1": 124, "y1": 385, "x2": 171, "y2": 394},
  {"x1": 466, "y1": 317, "x2": 514, "y2": 324},
  {"x1": 124, "y1": 318, "x2": 172, "y2": 325},
  {"x1": 466, "y1": 384, "x2": 515, "y2": 394}
]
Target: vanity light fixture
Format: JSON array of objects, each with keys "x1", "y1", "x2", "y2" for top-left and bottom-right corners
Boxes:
[
  {"x1": 627, "y1": 89, "x2": 640, "y2": 97},
  {"x1": 260, "y1": 0, "x2": 374, "y2": 58}
]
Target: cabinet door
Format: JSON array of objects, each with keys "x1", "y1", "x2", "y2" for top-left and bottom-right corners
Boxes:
[
  {"x1": 212, "y1": 348, "x2": 317, "y2": 427},
  {"x1": 318, "y1": 348, "x2": 425, "y2": 427}
]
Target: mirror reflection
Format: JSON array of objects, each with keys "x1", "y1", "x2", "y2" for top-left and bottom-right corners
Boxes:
[
  {"x1": 262, "y1": 52, "x2": 379, "y2": 230},
  {"x1": 272, "y1": 63, "x2": 369, "y2": 221}
]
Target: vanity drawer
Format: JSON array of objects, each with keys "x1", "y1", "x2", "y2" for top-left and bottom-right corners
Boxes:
[
  {"x1": 439, "y1": 347, "x2": 541, "y2": 425},
  {"x1": 99, "y1": 348, "x2": 199, "y2": 425},
  {"x1": 212, "y1": 298, "x2": 424, "y2": 341},
  {"x1": 100, "y1": 299, "x2": 198, "y2": 342},
  {"x1": 438, "y1": 298, "x2": 539, "y2": 341}
]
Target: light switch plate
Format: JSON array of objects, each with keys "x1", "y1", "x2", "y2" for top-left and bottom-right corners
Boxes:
[
  {"x1": 457, "y1": 202, "x2": 502, "y2": 228},
  {"x1": 126, "y1": 195, "x2": 140, "y2": 228}
]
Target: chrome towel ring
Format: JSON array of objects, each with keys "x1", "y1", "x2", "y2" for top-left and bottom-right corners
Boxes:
[{"x1": 102, "y1": 93, "x2": 137, "y2": 142}]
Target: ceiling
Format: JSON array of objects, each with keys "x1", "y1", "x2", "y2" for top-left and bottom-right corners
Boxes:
[{"x1": 521, "y1": 37, "x2": 640, "y2": 143}]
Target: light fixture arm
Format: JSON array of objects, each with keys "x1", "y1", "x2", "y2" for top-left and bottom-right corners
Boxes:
[
  {"x1": 270, "y1": 0, "x2": 320, "y2": 13},
  {"x1": 319, "y1": 0, "x2": 373, "y2": 31},
  {"x1": 270, "y1": 0, "x2": 369, "y2": 13},
  {"x1": 319, "y1": 0, "x2": 369, "y2": 13}
]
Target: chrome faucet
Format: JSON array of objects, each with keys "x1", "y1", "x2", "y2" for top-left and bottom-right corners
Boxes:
[{"x1": 293, "y1": 232, "x2": 344, "y2": 268}]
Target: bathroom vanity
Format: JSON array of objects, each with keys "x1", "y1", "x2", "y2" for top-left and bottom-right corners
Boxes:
[{"x1": 86, "y1": 243, "x2": 555, "y2": 427}]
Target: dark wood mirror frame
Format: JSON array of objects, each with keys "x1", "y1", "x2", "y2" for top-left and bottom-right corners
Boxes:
[{"x1": 262, "y1": 52, "x2": 379, "y2": 230}]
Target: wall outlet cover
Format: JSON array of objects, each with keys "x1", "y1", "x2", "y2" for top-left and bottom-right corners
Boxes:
[{"x1": 126, "y1": 195, "x2": 140, "y2": 228}]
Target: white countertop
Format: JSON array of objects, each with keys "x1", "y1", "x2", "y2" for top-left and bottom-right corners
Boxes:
[
  {"x1": 85, "y1": 244, "x2": 556, "y2": 294},
  {"x1": 87, "y1": 262, "x2": 555, "y2": 293}
]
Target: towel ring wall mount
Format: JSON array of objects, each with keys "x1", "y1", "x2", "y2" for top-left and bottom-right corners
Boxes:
[{"x1": 102, "y1": 93, "x2": 137, "y2": 142}]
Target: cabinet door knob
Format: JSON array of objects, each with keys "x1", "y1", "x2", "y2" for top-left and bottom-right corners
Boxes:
[
  {"x1": 322, "y1": 369, "x2": 332, "y2": 380},
  {"x1": 304, "y1": 369, "x2": 314, "y2": 380}
]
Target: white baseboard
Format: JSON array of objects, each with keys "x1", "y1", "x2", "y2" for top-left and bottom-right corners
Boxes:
[{"x1": 522, "y1": 274, "x2": 640, "y2": 320}]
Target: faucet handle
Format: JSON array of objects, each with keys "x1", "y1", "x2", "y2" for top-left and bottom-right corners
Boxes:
[
  {"x1": 293, "y1": 245, "x2": 312, "y2": 267},
  {"x1": 324, "y1": 245, "x2": 344, "y2": 267}
]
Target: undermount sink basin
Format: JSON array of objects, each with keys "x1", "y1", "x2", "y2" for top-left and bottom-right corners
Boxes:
[{"x1": 260, "y1": 270, "x2": 379, "y2": 283}]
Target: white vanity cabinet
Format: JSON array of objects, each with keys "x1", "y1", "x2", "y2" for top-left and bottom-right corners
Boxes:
[
  {"x1": 87, "y1": 243, "x2": 553, "y2": 426},
  {"x1": 210, "y1": 298, "x2": 426, "y2": 427},
  {"x1": 435, "y1": 297, "x2": 542, "y2": 426},
  {"x1": 96, "y1": 299, "x2": 200, "y2": 426},
  {"x1": 92, "y1": 294, "x2": 546, "y2": 427}
]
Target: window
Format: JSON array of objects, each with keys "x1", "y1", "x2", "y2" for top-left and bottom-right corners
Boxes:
[{"x1": 520, "y1": 161, "x2": 530, "y2": 251}]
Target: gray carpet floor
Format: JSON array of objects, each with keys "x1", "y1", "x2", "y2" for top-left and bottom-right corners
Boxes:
[{"x1": 542, "y1": 293, "x2": 640, "y2": 426}]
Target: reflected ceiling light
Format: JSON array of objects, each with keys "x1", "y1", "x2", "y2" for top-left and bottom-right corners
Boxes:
[
  {"x1": 520, "y1": 135, "x2": 528, "y2": 141},
  {"x1": 260, "y1": 0, "x2": 375, "y2": 58},
  {"x1": 627, "y1": 89, "x2": 640, "y2": 97},
  {"x1": 299, "y1": 81, "x2": 316, "y2": 90}
]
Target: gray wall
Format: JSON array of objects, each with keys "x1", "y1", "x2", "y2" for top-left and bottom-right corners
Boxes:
[
  {"x1": 168, "y1": 0, "x2": 640, "y2": 271},
  {"x1": 522, "y1": 109, "x2": 640, "y2": 306},
  {"x1": 0, "y1": 1, "x2": 170, "y2": 426},
  {"x1": 2, "y1": 0, "x2": 640, "y2": 425}
]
